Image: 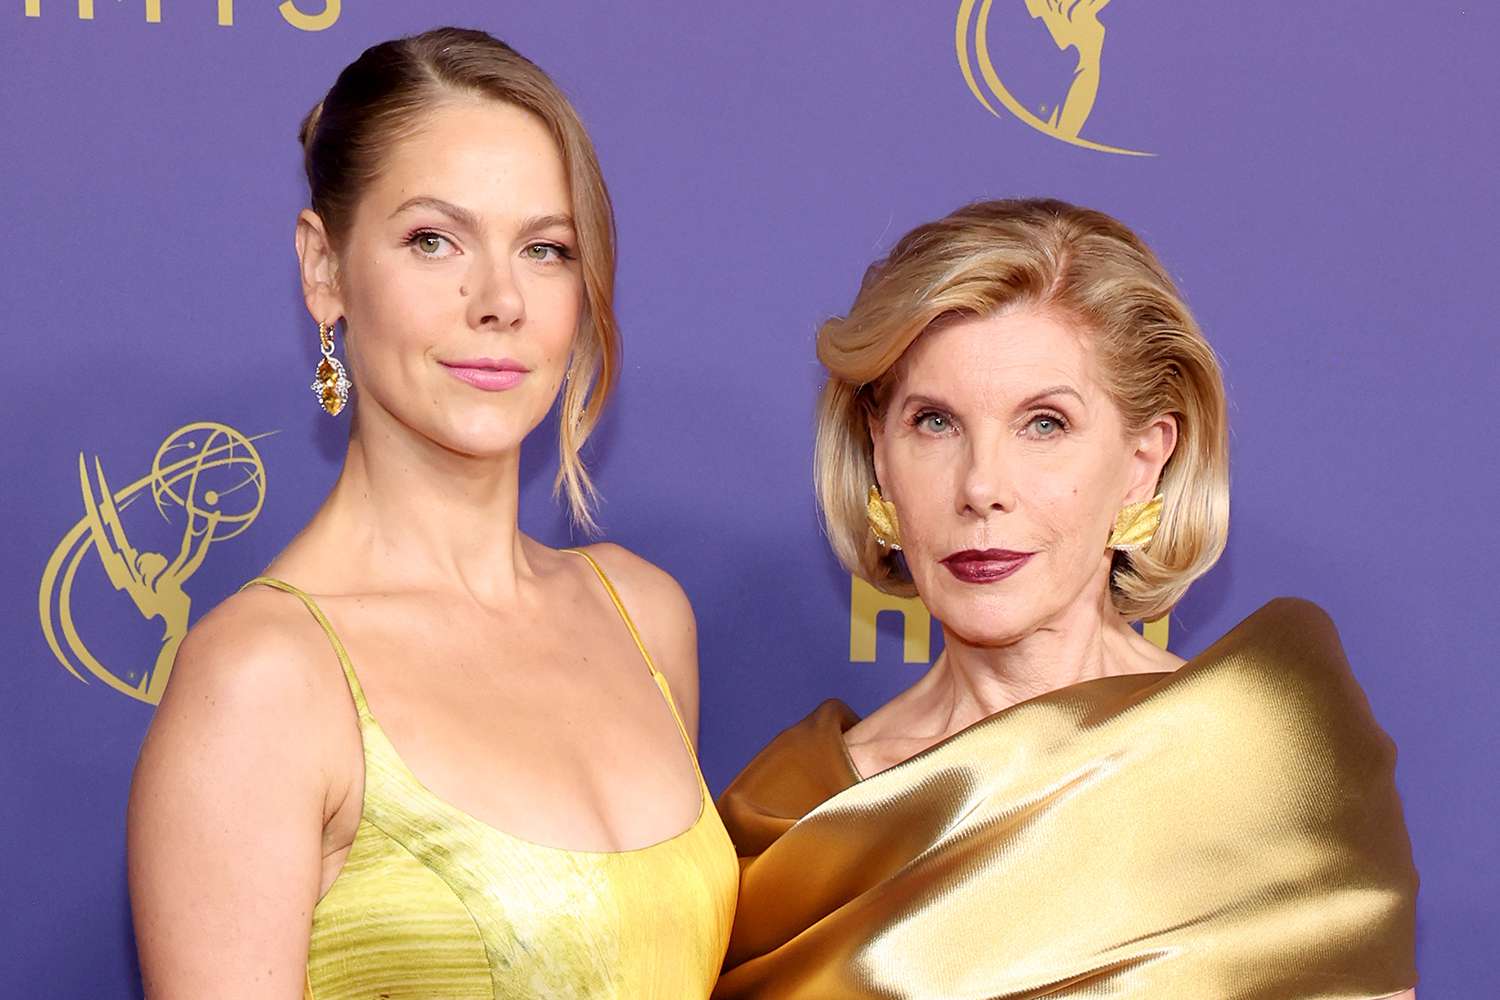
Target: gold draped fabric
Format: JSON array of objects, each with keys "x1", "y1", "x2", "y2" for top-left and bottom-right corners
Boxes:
[{"x1": 713, "y1": 599, "x2": 1417, "y2": 999}]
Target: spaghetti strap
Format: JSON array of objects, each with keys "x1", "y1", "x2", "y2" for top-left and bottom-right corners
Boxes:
[
  {"x1": 240, "y1": 576, "x2": 370, "y2": 717},
  {"x1": 564, "y1": 549, "x2": 659, "y2": 676},
  {"x1": 564, "y1": 549, "x2": 701, "y2": 755}
]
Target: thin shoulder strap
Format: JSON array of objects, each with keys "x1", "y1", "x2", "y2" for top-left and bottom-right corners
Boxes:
[
  {"x1": 564, "y1": 549, "x2": 658, "y2": 675},
  {"x1": 565, "y1": 550, "x2": 703, "y2": 763},
  {"x1": 240, "y1": 576, "x2": 370, "y2": 716}
]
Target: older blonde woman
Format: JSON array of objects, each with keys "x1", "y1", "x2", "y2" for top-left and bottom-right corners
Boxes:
[{"x1": 713, "y1": 200, "x2": 1417, "y2": 999}]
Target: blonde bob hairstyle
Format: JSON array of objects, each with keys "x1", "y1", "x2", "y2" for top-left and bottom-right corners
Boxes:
[
  {"x1": 300, "y1": 27, "x2": 618, "y2": 532},
  {"x1": 814, "y1": 198, "x2": 1229, "y2": 622}
]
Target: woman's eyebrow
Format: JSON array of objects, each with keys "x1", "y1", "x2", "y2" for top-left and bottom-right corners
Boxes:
[
  {"x1": 388, "y1": 196, "x2": 481, "y2": 230},
  {"x1": 386, "y1": 199, "x2": 574, "y2": 240},
  {"x1": 1018, "y1": 385, "x2": 1085, "y2": 409},
  {"x1": 518, "y1": 213, "x2": 576, "y2": 236},
  {"x1": 899, "y1": 392, "x2": 953, "y2": 411},
  {"x1": 899, "y1": 386, "x2": 1083, "y2": 412}
]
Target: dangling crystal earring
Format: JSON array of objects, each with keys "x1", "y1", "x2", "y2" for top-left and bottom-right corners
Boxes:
[
  {"x1": 311, "y1": 321, "x2": 351, "y2": 416},
  {"x1": 1107, "y1": 493, "x2": 1165, "y2": 551},
  {"x1": 866, "y1": 485, "x2": 903, "y2": 551}
]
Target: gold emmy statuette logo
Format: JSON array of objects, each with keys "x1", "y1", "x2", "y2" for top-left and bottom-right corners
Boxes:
[
  {"x1": 956, "y1": 0, "x2": 1152, "y2": 156},
  {"x1": 38, "y1": 422, "x2": 270, "y2": 705}
]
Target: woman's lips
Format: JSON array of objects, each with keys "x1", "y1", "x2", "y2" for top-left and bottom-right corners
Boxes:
[
  {"x1": 441, "y1": 358, "x2": 529, "y2": 392},
  {"x1": 939, "y1": 549, "x2": 1034, "y2": 584}
]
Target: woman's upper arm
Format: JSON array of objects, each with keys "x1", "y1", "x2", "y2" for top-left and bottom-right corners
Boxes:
[{"x1": 127, "y1": 602, "x2": 338, "y2": 1000}]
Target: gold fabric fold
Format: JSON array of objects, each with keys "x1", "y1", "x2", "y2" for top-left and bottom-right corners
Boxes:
[{"x1": 713, "y1": 599, "x2": 1417, "y2": 999}]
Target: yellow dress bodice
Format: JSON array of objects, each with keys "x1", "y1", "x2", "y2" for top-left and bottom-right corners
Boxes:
[{"x1": 245, "y1": 549, "x2": 737, "y2": 999}]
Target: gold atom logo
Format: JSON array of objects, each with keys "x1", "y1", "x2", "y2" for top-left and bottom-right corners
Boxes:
[
  {"x1": 38, "y1": 422, "x2": 270, "y2": 705},
  {"x1": 956, "y1": 0, "x2": 1152, "y2": 157}
]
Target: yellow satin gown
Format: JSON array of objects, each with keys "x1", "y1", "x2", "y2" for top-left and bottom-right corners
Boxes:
[
  {"x1": 714, "y1": 599, "x2": 1418, "y2": 999},
  {"x1": 244, "y1": 549, "x2": 738, "y2": 1000}
]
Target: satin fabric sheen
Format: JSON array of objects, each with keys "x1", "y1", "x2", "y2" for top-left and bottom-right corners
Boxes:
[
  {"x1": 244, "y1": 549, "x2": 737, "y2": 1000},
  {"x1": 713, "y1": 599, "x2": 1417, "y2": 999}
]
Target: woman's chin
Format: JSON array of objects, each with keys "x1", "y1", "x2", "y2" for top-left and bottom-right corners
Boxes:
[
  {"x1": 943, "y1": 621, "x2": 1035, "y2": 650},
  {"x1": 418, "y1": 412, "x2": 545, "y2": 460},
  {"x1": 926, "y1": 595, "x2": 1043, "y2": 650}
]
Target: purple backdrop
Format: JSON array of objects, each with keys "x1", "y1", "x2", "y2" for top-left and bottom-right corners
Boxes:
[{"x1": 4, "y1": 3, "x2": 1496, "y2": 996}]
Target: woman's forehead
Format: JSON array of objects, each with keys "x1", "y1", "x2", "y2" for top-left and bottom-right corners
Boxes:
[
  {"x1": 361, "y1": 101, "x2": 570, "y2": 219},
  {"x1": 896, "y1": 308, "x2": 1100, "y2": 400}
]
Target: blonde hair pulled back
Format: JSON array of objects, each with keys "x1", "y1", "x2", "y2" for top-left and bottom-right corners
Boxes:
[{"x1": 300, "y1": 27, "x2": 618, "y2": 531}]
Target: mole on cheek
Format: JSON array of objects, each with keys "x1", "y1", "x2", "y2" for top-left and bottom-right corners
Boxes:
[{"x1": 459, "y1": 285, "x2": 469, "y2": 297}]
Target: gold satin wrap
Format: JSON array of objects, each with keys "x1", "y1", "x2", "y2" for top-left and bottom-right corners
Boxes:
[{"x1": 714, "y1": 599, "x2": 1417, "y2": 999}]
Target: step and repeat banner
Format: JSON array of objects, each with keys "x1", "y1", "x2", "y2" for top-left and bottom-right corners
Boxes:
[{"x1": 4, "y1": 3, "x2": 1495, "y2": 995}]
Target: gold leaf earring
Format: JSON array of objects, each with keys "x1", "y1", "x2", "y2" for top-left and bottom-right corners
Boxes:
[
  {"x1": 1107, "y1": 493, "x2": 1165, "y2": 551},
  {"x1": 311, "y1": 321, "x2": 351, "y2": 416},
  {"x1": 866, "y1": 485, "x2": 903, "y2": 551}
]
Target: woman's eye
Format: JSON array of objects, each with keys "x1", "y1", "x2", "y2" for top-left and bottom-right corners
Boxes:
[
  {"x1": 409, "y1": 232, "x2": 455, "y2": 257},
  {"x1": 1027, "y1": 414, "x2": 1065, "y2": 437},
  {"x1": 915, "y1": 411, "x2": 953, "y2": 434},
  {"x1": 523, "y1": 242, "x2": 569, "y2": 262}
]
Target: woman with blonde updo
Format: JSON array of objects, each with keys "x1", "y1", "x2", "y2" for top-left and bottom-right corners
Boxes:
[
  {"x1": 713, "y1": 199, "x2": 1417, "y2": 999},
  {"x1": 128, "y1": 28, "x2": 735, "y2": 999}
]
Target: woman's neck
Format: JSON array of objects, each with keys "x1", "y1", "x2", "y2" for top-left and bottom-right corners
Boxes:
[
  {"x1": 298, "y1": 405, "x2": 534, "y2": 603},
  {"x1": 894, "y1": 586, "x2": 1179, "y2": 748}
]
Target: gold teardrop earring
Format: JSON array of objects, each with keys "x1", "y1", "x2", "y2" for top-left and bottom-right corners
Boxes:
[
  {"x1": 310, "y1": 321, "x2": 351, "y2": 416},
  {"x1": 866, "y1": 485, "x2": 903, "y2": 551},
  {"x1": 1107, "y1": 493, "x2": 1165, "y2": 552}
]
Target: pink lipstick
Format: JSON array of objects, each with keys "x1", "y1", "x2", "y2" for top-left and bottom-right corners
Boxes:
[
  {"x1": 940, "y1": 549, "x2": 1033, "y2": 584},
  {"x1": 441, "y1": 358, "x2": 529, "y2": 392}
]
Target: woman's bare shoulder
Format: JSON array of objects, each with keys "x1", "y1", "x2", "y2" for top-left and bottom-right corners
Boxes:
[
  {"x1": 573, "y1": 543, "x2": 693, "y2": 626},
  {"x1": 161, "y1": 585, "x2": 351, "y2": 717},
  {"x1": 128, "y1": 584, "x2": 355, "y2": 999},
  {"x1": 138, "y1": 583, "x2": 362, "y2": 800},
  {"x1": 571, "y1": 542, "x2": 700, "y2": 725}
]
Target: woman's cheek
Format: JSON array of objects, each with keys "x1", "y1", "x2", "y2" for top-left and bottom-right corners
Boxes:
[{"x1": 898, "y1": 475, "x2": 944, "y2": 555}]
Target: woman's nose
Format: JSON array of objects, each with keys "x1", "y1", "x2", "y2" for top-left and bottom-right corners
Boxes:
[
  {"x1": 467, "y1": 254, "x2": 526, "y2": 330},
  {"x1": 957, "y1": 438, "x2": 1015, "y2": 517}
]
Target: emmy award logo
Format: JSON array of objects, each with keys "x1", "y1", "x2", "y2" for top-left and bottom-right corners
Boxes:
[
  {"x1": 956, "y1": 0, "x2": 1152, "y2": 157},
  {"x1": 38, "y1": 422, "x2": 270, "y2": 705}
]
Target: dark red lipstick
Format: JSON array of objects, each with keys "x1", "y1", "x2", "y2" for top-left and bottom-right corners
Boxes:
[{"x1": 940, "y1": 549, "x2": 1033, "y2": 584}]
